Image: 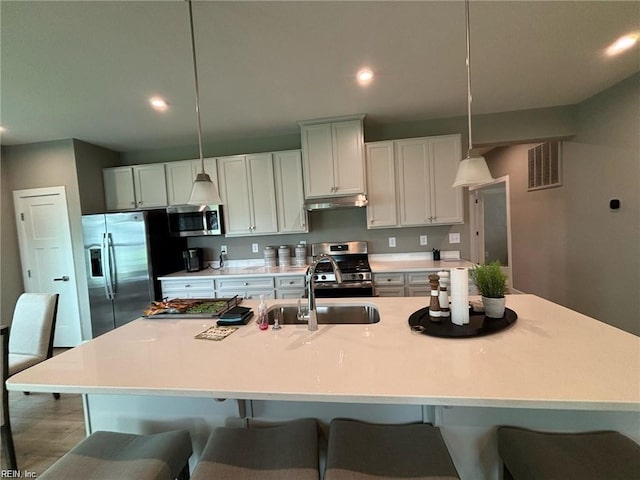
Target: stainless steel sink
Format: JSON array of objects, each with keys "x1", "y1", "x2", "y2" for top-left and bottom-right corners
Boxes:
[{"x1": 266, "y1": 303, "x2": 380, "y2": 325}]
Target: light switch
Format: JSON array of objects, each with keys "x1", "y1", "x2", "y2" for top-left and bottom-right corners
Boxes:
[
  {"x1": 252, "y1": 243, "x2": 259, "y2": 253},
  {"x1": 419, "y1": 235, "x2": 428, "y2": 246},
  {"x1": 449, "y1": 233, "x2": 461, "y2": 244},
  {"x1": 388, "y1": 237, "x2": 396, "y2": 248}
]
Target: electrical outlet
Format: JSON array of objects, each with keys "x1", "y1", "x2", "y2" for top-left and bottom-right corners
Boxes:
[
  {"x1": 449, "y1": 233, "x2": 461, "y2": 244},
  {"x1": 419, "y1": 235, "x2": 428, "y2": 246},
  {"x1": 220, "y1": 245, "x2": 228, "y2": 254},
  {"x1": 252, "y1": 243, "x2": 259, "y2": 253},
  {"x1": 388, "y1": 237, "x2": 396, "y2": 248}
]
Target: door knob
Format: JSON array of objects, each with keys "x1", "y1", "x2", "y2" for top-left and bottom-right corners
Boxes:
[{"x1": 54, "y1": 276, "x2": 70, "y2": 282}]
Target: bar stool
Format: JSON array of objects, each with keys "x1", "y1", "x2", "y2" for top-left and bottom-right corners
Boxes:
[
  {"x1": 191, "y1": 418, "x2": 320, "y2": 479},
  {"x1": 497, "y1": 426, "x2": 640, "y2": 480},
  {"x1": 38, "y1": 429, "x2": 192, "y2": 480},
  {"x1": 325, "y1": 419, "x2": 459, "y2": 479}
]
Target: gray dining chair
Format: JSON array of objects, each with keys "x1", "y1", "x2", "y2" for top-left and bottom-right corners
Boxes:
[
  {"x1": 8, "y1": 293, "x2": 60, "y2": 399},
  {"x1": 191, "y1": 418, "x2": 320, "y2": 479},
  {"x1": 498, "y1": 426, "x2": 640, "y2": 480},
  {"x1": 38, "y1": 429, "x2": 192, "y2": 480},
  {"x1": 325, "y1": 419, "x2": 460, "y2": 479},
  {"x1": 1, "y1": 325, "x2": 18, "y2": 471}
]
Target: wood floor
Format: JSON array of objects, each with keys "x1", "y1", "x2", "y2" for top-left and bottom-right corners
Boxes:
[{"x1": 2, "y1": 351, "x2": 86, "y2": 475}]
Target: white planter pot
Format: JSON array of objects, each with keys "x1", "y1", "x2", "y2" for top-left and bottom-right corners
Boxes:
[{"x1": 482, "y1": 296, "x2": 506, "y2": 318}]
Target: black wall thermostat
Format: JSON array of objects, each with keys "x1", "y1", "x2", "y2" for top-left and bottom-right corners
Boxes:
[{"x1": 609, "y1": 199, "x2": 621, "y2": 210}]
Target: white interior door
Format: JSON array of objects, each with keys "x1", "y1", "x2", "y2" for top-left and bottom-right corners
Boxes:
[
  {"x1": 470, "y1": 176, "x2": 514, "y2": 290},
  {"x1": 13, "y1": 186, "x2": 82, "y2": 347}
]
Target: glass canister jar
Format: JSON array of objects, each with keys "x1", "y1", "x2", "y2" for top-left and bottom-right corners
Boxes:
[
  {"x1": 263, "y1": 246, "x2": 276, "y2": 267},
  {"x1": 278, "y1": 245, "x2": 291, "y2": 267},
  {"x1": 294, "y1": 244, "x2": 307, "y2": 266}
]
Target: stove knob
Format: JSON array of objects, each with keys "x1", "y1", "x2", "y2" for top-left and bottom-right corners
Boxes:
[
  {"x1": 313, "y1": 275, "x2": 319, "y2": 281},
  {"x1": 358, "y1": 273, "x2": 364, "y2": 279},
  {"x1": 321, "y1": 274, "x2": 327, "y2": 280}
]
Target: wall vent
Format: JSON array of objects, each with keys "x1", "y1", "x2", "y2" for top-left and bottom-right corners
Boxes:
[{"x1": 528, "y1": 141, "x2": 562, "y2": 191}]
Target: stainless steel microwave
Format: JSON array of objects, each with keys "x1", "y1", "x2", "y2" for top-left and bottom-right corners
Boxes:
[{"x1": 166, "y1": 205, "x2": 223, "y2": 237}]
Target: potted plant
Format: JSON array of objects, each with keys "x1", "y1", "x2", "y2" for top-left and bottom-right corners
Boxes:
[{"x1": 470, "y1": 261, "x2": 508, "y2": 318}]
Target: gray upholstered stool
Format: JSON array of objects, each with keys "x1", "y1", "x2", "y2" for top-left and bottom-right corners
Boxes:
[
  {"x1": 191, "y1": 418, "x2": 319, "y2": 480},
  {"x1": 325, "y1": 419, "x2": 459, "y2": 479},
  {"x1": 39, "y1": 429, "x2": 192, "y2": 480},
  {"x1": 498, "y1": 427, "x2": 640, "y2": 480}
]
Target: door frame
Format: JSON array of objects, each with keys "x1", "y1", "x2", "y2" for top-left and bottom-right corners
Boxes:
[
  {"x1": 469, "y1": 176, "x2": 514, "y2": 289},
  {"x1": 13, "y1": 186, "x2": 83, "y2": 346}
]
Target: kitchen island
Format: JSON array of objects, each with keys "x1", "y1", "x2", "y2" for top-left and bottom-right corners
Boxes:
[{"x1": 7, "y1": 295, "x2": 639, "y2": 479}]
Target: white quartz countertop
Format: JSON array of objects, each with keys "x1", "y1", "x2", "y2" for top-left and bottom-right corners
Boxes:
[
  {"x1": 160, "y1": 265, "x2": 308, "y2": 279},
  {"x1": 8, "y1": 295, "x2": 639, "y2": 412},
  {"x1": 369, "y1": 259, "x2": 474, "y2": 273},
  {"x1": 159, "y1": 259, "x2": 475, "y2": 280}
]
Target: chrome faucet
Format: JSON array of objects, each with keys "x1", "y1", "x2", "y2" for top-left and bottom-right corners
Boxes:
[{"x1": 298, "y1": 254, "x2": 343, "y2": 331}]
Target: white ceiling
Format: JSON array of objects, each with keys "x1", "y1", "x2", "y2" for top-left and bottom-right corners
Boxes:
[{"x1": 1, "y1": 1, "x2": 638, "y2": 153}]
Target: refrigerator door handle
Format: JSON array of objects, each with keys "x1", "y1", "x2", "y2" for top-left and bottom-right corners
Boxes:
[
  {"x1": 102, "y1": 233, "x2": 114, "y2": 299},
  {"x1": 106, "y1": 232, "x2": 117, "y2": 298}
]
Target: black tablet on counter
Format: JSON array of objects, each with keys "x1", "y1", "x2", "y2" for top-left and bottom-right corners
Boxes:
[{"x1": 217, "y1": 306, "x2": 253, "y2": 326}]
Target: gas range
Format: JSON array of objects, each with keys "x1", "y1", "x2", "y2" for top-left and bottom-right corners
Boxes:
[{"x1": 310, "y1": 241, "x2": 374, "y2": 297}]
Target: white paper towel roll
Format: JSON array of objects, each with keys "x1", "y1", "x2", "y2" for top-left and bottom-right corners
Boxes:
[{"x1": 450, "y1": 267, "x2": 469, "y2": 326}]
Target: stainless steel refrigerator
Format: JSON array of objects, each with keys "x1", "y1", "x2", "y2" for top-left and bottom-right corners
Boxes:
[{"x1": 82, "y1": 210, "x2": 186, "y2": 337}]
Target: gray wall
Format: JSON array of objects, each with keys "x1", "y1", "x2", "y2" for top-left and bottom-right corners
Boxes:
[
  {"x1": 0, "y1": 153, "x2": 24, "y2": 325},
  {"x1": 1, "y1": 140, "x2": 93, "y2": 339},
  {"x1": 189, "y1": 208, "x2": 469, "y2": 263},
  {"x1": 2, "y1": 140, "x2": 83, "y2": 327},
  {"x1": 486, "y1": 73, "x2": 639, "y2": 335},
  {"x1": 73, "y1": 139, "x2": 120, "y2": 214},
  {"x1": 120, "y1": 105, "x2": 577, "y2": 166}
]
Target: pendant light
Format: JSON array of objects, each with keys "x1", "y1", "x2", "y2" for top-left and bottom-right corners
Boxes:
[
  {"x1": 186, "y1": 0, "x2": 222, "y2": 206},
  {"x1": 452, "y1": 0, "x2": 493, "y2": 188}
]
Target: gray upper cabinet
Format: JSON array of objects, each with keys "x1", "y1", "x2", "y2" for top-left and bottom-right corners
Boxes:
[
  {"x1": 366, "y1": 134, "x2": 463, "y2": 228},
  {"x1": 273, "y1": 150, "x2": 308, "y2": 234},
  {"x1": 165, "y1": 158, "x2": 218, "y2": 206},
  {"x1": 218, "y1": 153, "x2": 278, "y2": 236},
  {"x1": 299, "y1": 115, "x2": 366, "y2": 198},
  {"x1": 103, "y1": 164, "x2": 167, "y2": 211}
]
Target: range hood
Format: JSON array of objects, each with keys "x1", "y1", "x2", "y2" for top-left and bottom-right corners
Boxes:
[{"x1": 304, "y1": 194, "x2": 368, "y2": 211}]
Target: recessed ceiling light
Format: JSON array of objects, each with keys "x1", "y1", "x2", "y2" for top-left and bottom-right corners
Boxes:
[
  {"x1": 357, "y1": 68, "x2": 374, "y2": 86},
  {"x1": 149, "y1": 96, "x2": 168, "y2": 111},
  {"x1": 606, "y1": 33, "x2": 639, "y2": 56}
]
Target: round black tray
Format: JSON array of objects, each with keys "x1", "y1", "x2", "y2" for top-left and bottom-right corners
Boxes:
[{"x1": 408, "y1": 307, "x2": 517, "y2": 338}]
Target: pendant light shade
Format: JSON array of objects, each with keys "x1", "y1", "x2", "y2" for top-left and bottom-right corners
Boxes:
[
  {"x1": 188, "y1": 172, "x2": 222, "y2": 206},
  {"x1": 186, "y1": 0, "x2": 223, "y2": 206},
  {"x1": 452, "y1": 153, "x2": 493, "y2": 188},
  {"x1": 452, "y1": 0, "x2": 493, "y2": 188}
]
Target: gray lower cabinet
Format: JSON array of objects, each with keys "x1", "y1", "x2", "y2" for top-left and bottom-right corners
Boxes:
[
  {"x1": 275, "y1": 276, "x2": 306, "y2": 299},
  {"x1": 373, "y1": 273, "x2": 406, "y2": 297},
  {"x1": 215, "y1": 277, "x2": 275, "y2": 300},
  {"x1": 373, "y1": 272, "x2": 434, "y2": 297},
  {"x1": 160, "y1": 278, "x2": 216, "y2": 299},
  {"x1": 374, "y1": 271, "x2": 476, "y2": 297}
]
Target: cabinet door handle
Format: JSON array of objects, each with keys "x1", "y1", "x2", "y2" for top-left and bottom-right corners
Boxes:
[
  {"x1": 185, "y1": 284, "x2": 191, "y2": 288},
  {"x1": 53, "y1": 276, "x2": 70, "y2": 282},
  {"x1": 243, "y1": 282, "x2": 249, "y2": 286},
  {"x1": 130, "y1": 201, "x2": 136, "y2": 206}
]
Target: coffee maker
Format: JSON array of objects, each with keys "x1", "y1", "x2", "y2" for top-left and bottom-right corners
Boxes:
[{"x1": 183, "y1": 248, "x2": 204, "y2": 272}]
